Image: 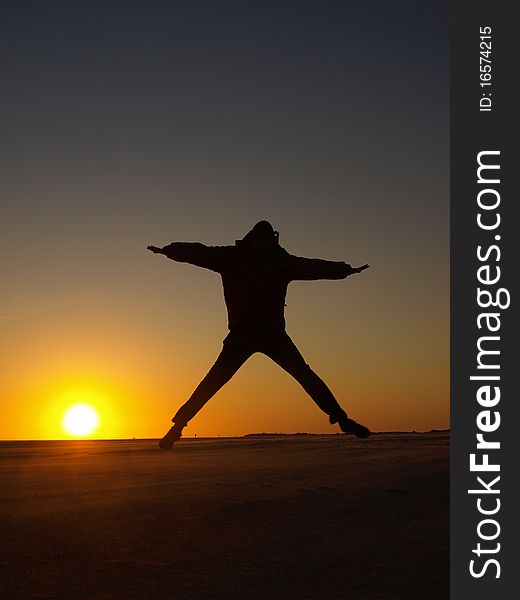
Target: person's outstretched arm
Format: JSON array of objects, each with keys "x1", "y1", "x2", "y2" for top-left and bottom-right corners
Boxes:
[
  {"x1": 147, "y1": 242, "x2": 231, "y2": 272},
  {"x1": 285, "y1": 254, "x2": 369, "y2": 281}
]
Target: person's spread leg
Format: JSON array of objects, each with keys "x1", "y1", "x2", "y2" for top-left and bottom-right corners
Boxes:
[
  {"x1": 159, "y1": 331, "x2": 253, "y2": 449},
  {"x1": 262, "y1": 331, "x2": 370, "y2": 438}
]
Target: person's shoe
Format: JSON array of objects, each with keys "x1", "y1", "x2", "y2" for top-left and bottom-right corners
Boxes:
[
  {"x1": 329, "y1": 413, "x2": 371, "y2": 439},
  {"x1": 158, "y1": 422, "x2": 185, "y2": 450}
]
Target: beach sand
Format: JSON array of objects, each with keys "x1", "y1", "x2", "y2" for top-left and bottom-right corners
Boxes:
[{"x1": 0, "y1": 433, "x2": 448, "y2": 599}]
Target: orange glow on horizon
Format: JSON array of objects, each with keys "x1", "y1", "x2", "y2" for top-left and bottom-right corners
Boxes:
[{"x1": 1, "y1": 276, "x2": 449, "y2": 441}]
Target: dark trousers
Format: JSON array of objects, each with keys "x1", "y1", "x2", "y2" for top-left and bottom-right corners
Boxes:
[{"x1": 172, "y1": 327, "x2": 346, "y2": 425}]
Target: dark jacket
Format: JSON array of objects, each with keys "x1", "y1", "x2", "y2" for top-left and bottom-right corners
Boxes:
[{"x1": 162, "y1": 241, "x2": 353, "y2": 330}]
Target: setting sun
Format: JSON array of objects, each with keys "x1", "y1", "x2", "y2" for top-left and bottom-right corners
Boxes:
[{"x1": 62, "y1": 404, "x2": 100, "y2": 437}]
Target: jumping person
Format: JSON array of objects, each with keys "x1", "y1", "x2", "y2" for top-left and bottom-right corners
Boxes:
[{"x1": 148, "y1": 221, "x2": 370, "y2": 449}]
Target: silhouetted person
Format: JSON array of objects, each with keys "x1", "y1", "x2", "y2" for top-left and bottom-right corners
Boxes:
[{"x1": 148, "y1": 221, "x2": 370, "y2": 450}]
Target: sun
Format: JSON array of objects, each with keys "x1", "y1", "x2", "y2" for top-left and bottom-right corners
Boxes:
[{"x1": 62, "y1": 403, "x2": 100, "y2": 437}]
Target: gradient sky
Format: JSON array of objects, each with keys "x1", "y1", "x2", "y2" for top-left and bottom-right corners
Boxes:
[{"x1": 1, "y1": 0, "x2": 448, "y2": 439}]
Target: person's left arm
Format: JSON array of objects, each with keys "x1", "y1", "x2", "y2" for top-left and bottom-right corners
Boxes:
[{"x1": 285, "y1": 254, "x2": 369, "y2": 281}]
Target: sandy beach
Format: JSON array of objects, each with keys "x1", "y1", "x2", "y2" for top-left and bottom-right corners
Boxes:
[{"x1": 0, "y1": 433, "x2": 448, "y2": 599}]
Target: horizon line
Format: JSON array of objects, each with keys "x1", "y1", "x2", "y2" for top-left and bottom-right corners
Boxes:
[{"x1": 0, "y1": 429, "x2": 450, "y2": 443}]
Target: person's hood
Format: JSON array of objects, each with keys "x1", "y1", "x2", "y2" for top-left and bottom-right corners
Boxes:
[{"x1": 235, "y1": 220, "x2": 279, "y2": 246}]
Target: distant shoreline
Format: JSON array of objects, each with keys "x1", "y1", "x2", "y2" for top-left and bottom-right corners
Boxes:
[{"x1": 0, "y1": 430, "x2": 450, "y2": 444}]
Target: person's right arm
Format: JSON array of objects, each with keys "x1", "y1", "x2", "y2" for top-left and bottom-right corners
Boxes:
[{"x1": 147, "y1": 242, "x2": 231, "y2": 272}]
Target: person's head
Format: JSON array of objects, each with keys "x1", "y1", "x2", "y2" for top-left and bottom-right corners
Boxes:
[{"x1": 237, "y1": 220, "x2": 280, "y2": 251}]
